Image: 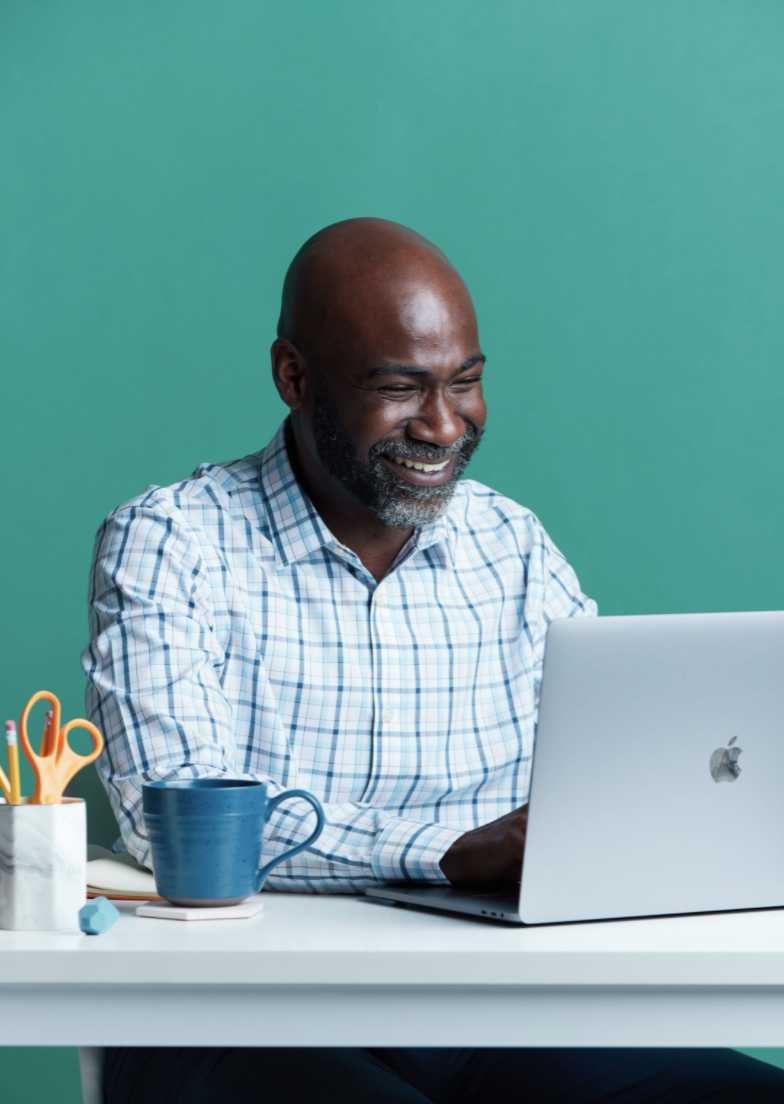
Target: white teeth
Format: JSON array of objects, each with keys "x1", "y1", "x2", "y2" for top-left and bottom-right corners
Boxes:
[{"x1": 391, "y1": 455, "x2": 449, "y2": 473}]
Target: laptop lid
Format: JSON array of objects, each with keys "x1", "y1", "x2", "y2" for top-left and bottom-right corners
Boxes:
[{"x1": 519, "y1": 611, "x2": 784, "y2": 924}]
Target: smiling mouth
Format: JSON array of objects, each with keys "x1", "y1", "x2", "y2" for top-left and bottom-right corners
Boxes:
[{"x1": 388, "y1": 455, "x2": 451, "y2": 473}]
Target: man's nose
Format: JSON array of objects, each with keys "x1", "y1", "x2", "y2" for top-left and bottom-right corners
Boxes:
[{"x1": 406, "y1": 389, "x2": 466, "y2": 446}]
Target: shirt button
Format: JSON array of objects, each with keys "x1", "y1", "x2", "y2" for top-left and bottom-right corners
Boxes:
[
  {"x1": 382, "y1": 708, "x2": 396, "y2": 722},
  {"x1": 375, "y1": 591, "x2": 385, "y2": 607}
]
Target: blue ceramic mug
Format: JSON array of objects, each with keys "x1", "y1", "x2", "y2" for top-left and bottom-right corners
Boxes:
[{"x1": 143, "y1": 779, "x2": 325, "y2": 906}]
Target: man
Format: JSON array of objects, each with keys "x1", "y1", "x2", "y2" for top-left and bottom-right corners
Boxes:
[{"x1": 85, "y1": 219, "x2": 784, "y2": 1101}]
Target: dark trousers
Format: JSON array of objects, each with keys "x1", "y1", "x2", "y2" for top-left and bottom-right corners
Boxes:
[{"x1": 105, "y1": 1045, "x2": 784, "y2": 1103}]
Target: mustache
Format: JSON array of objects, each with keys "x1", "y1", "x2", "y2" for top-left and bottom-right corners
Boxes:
[{"x1": 369, "y1": 425, "x2": 478, "y2": 465}]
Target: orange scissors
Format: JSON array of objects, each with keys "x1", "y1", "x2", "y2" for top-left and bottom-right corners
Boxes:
[{"x1": 18, "y1": 691, "x2": 104, "y2": 805}]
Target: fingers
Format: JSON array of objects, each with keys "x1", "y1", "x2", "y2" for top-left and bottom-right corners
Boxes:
[{"x1": 439, "y1": 804, "x2": 530, "y2": 886}]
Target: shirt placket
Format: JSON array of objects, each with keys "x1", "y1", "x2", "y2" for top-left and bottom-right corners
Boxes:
[{"x1": 366, "y1": 572, "x2": 405, "y2": 805}]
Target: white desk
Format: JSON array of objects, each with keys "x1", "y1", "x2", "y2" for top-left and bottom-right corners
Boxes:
[{"x1": 2, "y1": 894, "x2": 784, "y2": 1048}]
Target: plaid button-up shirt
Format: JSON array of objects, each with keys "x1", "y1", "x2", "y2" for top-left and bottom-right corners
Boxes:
[{"x1": 83, "y1": 420, "x2": 596, "y2": 891}]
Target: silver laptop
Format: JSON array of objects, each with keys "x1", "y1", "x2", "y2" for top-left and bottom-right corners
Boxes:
[{"x1": 366, "y1": 611, "x2": 784, "y2": 924}]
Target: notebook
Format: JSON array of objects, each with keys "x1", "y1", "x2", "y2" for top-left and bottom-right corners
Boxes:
[{"x1": 86, "y1": 845, "x2": 162, "y2": 900}]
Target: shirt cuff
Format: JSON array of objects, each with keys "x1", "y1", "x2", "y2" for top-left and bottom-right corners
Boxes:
[{"x1": 371, "y1": 818, "x2": 465, "y2": 885}]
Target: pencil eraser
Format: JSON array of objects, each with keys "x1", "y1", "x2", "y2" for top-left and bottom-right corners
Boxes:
[{"x1": 80, "y1": 895, "x2": 120, "y2": 935}]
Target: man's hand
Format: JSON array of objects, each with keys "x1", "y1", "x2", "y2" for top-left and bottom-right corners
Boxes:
[{"x1": 439, "y1": 804, "x2": 529, "y2": 886}]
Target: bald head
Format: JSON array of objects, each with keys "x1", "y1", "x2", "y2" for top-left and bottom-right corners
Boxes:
[{"x1": 277, "y1": 218, "x2": 476, "y2": 362}]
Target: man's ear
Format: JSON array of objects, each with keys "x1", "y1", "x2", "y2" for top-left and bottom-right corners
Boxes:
[{"x1": 271, "y1": 338, "x2": 308, "y2": 410}]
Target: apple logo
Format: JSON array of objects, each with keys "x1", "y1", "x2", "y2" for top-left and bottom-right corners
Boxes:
[{"x1": 710, "y1": 736, "x2": 742, "y2": 783}]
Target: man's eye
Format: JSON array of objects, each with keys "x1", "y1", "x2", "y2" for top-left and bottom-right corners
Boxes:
[{"x1": 452, "y1": 376, "x2": 482, "y2": 388}]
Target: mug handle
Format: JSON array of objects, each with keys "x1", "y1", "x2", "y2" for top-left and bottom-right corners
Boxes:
[{"x1": 254, "y1": 789, "x2": 325, "y2": 892}]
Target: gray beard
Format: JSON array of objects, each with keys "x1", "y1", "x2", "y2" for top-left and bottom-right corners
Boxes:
[{"x1": 309, "y1": 376, "x2": 481, "y2": 529}]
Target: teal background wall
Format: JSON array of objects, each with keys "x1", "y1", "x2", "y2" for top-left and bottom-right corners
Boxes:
[{"x1": 3, "y1": 1, "x2": 784, "y2": 1096}]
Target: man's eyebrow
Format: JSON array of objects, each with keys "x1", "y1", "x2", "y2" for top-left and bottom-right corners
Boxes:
[{"x1": 366, "y1": 354, "x2": 486, "y2": 380}]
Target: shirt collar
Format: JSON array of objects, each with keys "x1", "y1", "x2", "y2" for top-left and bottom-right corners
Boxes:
[
  {"x1": 255, "y1": 420, "x2": 455, "y2": 572},
  {"x1": 410, "y1": 513, "x2": 455, "y2": 566}
]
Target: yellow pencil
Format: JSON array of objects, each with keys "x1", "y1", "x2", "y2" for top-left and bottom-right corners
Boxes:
[
  {"x1": 5, "y1": 721, "x2": 21, "y2": 805},
  {"x1": 0, "y1": 763, "x2": 10, "y2": 802}
]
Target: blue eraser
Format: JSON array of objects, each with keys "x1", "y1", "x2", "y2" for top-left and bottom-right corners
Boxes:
[{"x1": 80, "y1": 895, "x2": 120, "y2": 935}]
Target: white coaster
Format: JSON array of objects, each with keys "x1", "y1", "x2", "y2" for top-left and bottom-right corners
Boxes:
[{"x1": 136, "y1": 899, "x2": 265, "y2": 921}]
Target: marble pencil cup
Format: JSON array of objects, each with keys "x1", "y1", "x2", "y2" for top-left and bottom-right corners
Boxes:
[{"x1": 0, "y1": 798, "x2": 86, "y2": 930}]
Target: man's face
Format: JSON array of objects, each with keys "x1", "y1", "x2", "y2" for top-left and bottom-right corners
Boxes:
[
  {"x1": 305, "y1": 284, "x2": 487, "y2": 528},
  {"x1": 310, "y1": 370, "x2": 481, "y2": 528}
]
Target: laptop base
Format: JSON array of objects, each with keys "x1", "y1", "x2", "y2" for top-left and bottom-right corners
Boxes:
[{"x1": 366, "y1": 883, "x2": 522, "y2": 923}]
